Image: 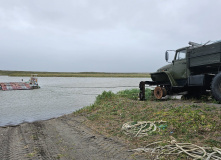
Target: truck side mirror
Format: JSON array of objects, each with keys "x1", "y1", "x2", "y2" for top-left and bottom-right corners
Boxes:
[{"x1": 165, "y1": 51, "x2": 169, "y2": 62}]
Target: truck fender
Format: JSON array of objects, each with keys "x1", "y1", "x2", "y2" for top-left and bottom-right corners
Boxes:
[{"x1": 151, "y1": 71, "x2": 177, "y2": 86}]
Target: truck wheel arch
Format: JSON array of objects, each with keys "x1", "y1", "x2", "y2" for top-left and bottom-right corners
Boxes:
[{"x1": 211, "y1": 72, "x2": 221, "y2": 103}]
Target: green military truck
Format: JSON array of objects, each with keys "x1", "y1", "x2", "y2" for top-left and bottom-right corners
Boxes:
[{"x1": 139, "y1": 40, "x2": 221, "y2": 103}]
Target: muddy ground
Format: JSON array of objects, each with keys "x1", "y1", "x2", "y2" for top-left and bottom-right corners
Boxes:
[{"x1": 0, "y1": 115, "x2": 146, "y2": 160}]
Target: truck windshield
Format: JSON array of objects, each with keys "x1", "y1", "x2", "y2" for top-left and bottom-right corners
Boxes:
[{"x1": 176, "y1": 50, "x2": 186, "y2": 60}]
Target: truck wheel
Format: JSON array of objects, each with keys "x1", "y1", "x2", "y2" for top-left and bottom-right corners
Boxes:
[
  {"x1": 154, "y1": 86, "x2": 167, "y2": 99},
  {"x1": 211, "y1": 72, "x2": 221, "y2": 103}
]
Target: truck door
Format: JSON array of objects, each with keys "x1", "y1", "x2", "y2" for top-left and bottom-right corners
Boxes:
[{"x1": 171, "y1": 49, "x2": 187, "y2": 85}]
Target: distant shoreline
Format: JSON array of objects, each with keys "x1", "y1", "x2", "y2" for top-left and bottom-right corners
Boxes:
[{"x1": 0, "y1": 70, "x2": 150, "y2": 78}]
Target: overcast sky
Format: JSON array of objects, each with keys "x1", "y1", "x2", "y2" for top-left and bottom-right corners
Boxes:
[{"x1": 0, "y1": 0, "x2": 221, "y2": 72}]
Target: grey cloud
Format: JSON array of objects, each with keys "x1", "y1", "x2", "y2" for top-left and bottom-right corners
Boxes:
[{"x1": 0, "y1": 0, "x2": 221, "y2": 72}]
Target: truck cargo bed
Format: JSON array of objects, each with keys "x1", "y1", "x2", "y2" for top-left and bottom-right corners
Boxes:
[{"x1": 188, "y1": 42, "x2": 221, "y2": 68}]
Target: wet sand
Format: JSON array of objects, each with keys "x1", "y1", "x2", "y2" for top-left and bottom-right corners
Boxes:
[{"x1": 0, "y1": 114, "x2": 145, "y2": 160}]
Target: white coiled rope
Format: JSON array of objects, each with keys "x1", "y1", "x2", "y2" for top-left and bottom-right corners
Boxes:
[
  {"x1": 131, "y1": 138, "x2": 221, "y2": 160},
  {"x1": 121, "y1": 120, "x2": 166, "y2": 137}
]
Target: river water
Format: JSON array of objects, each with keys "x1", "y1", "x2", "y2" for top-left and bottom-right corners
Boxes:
[{"x1": 0, "y1": 76, "x2": 149, "y2": 126}]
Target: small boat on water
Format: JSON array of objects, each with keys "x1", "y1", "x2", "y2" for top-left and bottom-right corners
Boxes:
[{"x1": 0, "y1": 74, "x2": 40, "y2": 91}]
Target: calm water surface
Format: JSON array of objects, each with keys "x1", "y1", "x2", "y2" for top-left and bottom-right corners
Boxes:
[{"x1": 0, "y1": 76, "x2": 149, "y2": 126}]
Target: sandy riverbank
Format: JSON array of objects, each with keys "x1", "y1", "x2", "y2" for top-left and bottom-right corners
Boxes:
[{"x1": 0, "y1": 114, "x2": 146, "y2": 160}]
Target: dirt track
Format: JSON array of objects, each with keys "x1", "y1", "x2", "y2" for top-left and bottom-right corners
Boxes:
[{"x1": 0, "y1": 115, "x2": 145, "y2": 160}]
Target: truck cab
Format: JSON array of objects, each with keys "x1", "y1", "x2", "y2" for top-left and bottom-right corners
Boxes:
[
  {"x1": 151, "y1": 47, "x2": 189, "y2": 87},
  {"x1": 171, "y1": 48, "x2": 188, "y2": 85}
]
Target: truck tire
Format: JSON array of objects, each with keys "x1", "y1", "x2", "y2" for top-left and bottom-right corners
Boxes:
[{"x1": 211, "y1": 72, "x2": 221, "y2": 103}]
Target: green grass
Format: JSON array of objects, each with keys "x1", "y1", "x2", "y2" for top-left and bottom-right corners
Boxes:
[
  {"x1": 75, "y1": 89, "x2": 221, "y2": 151},
  {"x1": 117, "y1": 88, "x2": 151, "y2": 100},
  {"x1": 0, "y1": 70, "x2": 150, "y2": 78}
]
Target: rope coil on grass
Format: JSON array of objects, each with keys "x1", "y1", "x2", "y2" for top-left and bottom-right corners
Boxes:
[
  {"x1": 123, "y1": 121, "x2": 221, "y2": 159},
  {"x1": 121, "y1": 120, "x2": 166, "y2": 137},
  {"x1": 131, "y1": 139, "x2": 221, "y2": 160}
]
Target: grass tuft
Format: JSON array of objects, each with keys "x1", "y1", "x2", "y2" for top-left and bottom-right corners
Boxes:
[{"x1": 117, "y1": 88, "x2": 151, "y2": 100}]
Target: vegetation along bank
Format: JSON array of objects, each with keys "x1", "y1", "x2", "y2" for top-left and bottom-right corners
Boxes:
[
  {"x1": 75, "y1": 89, "x2": 221, "y2": 159},
  {"x1": 0, "y1": 70, "x2": 150, "y2": 77}
]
